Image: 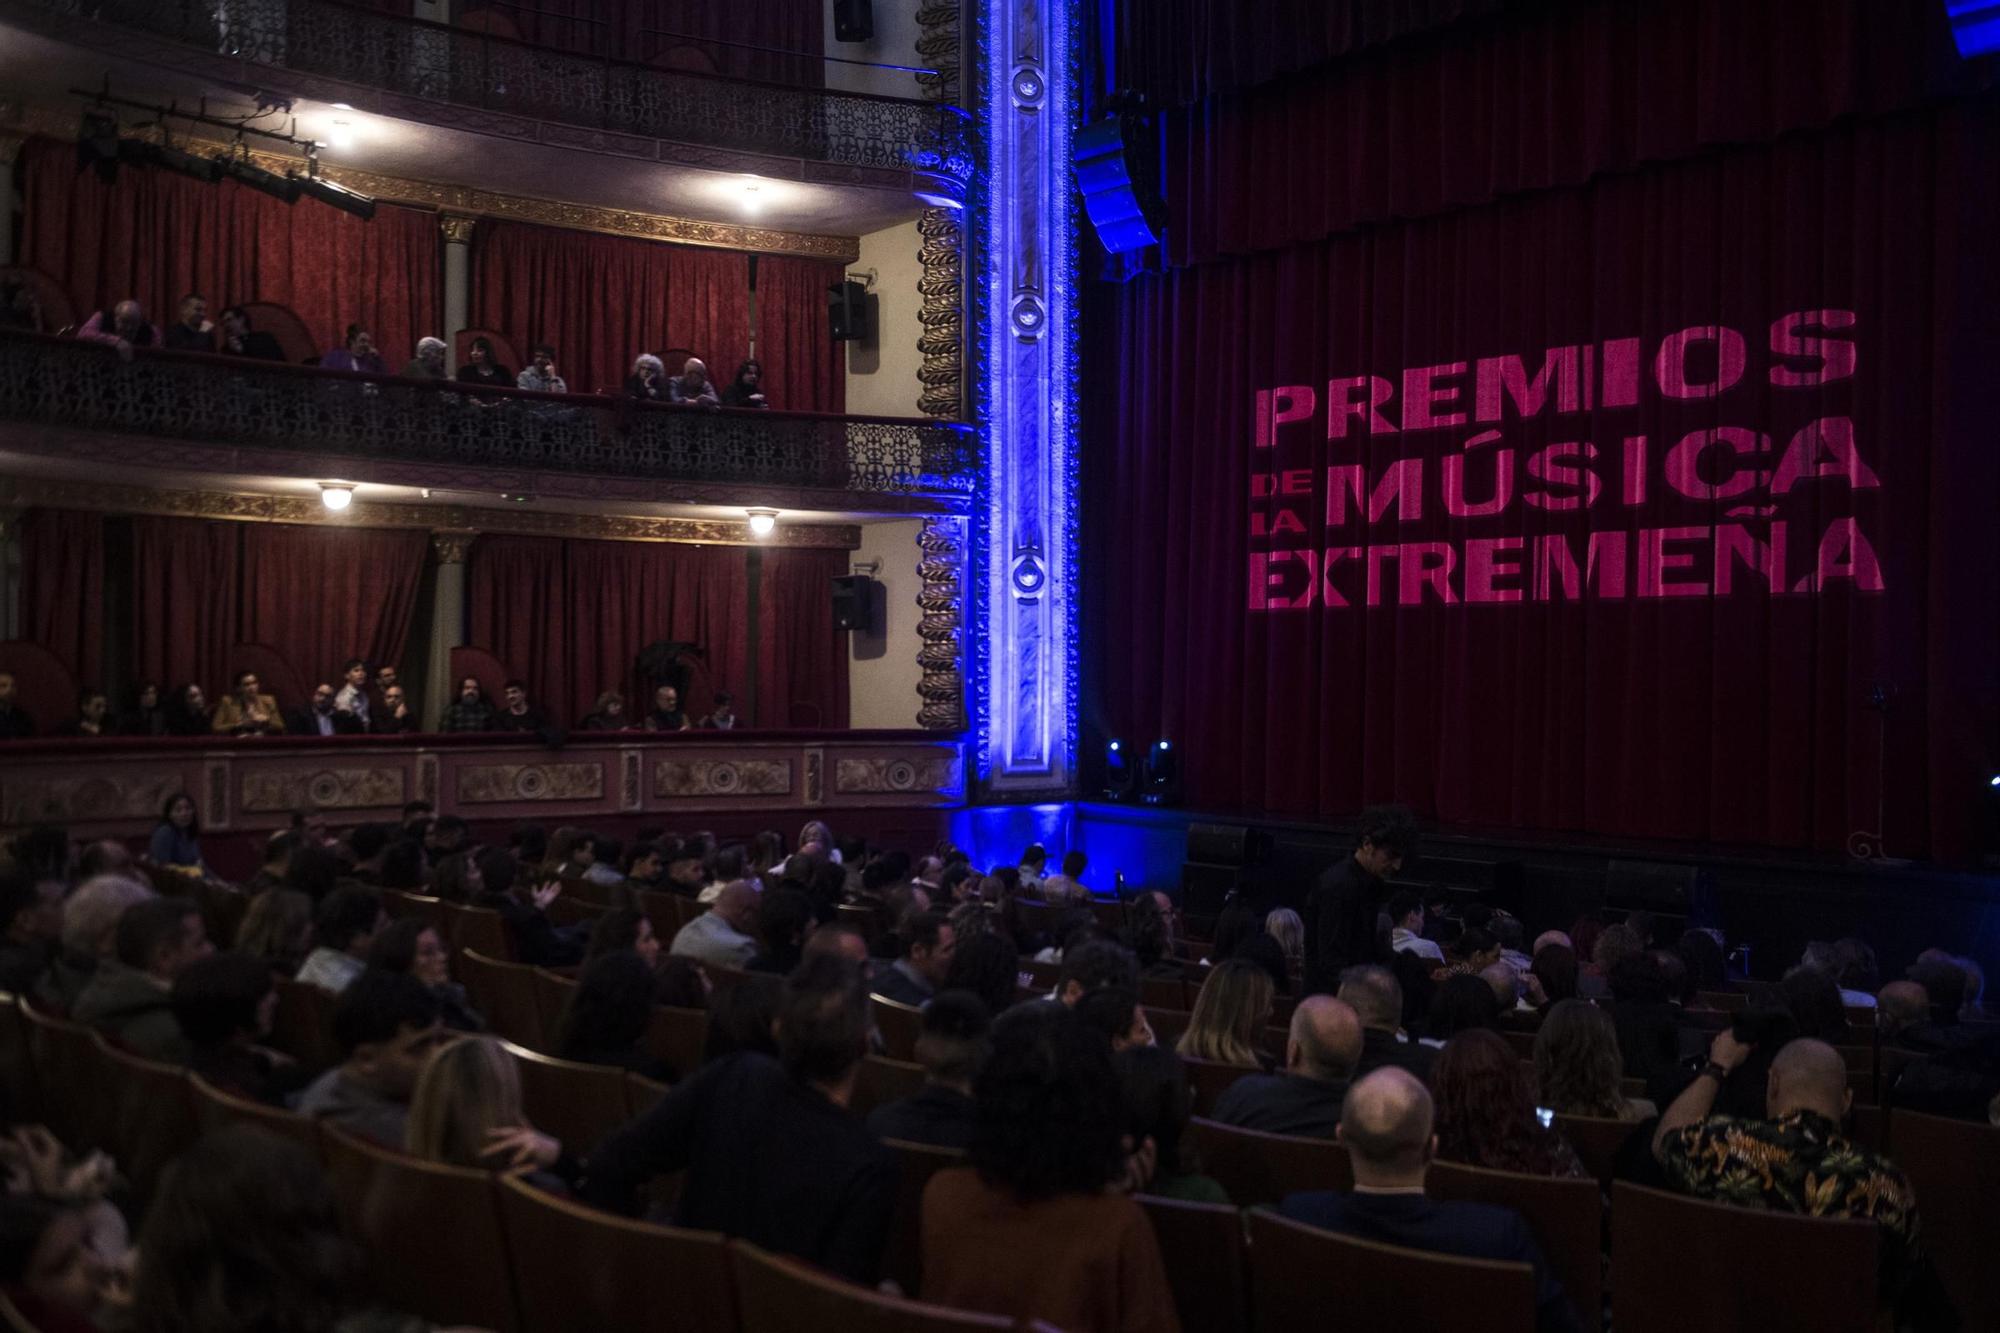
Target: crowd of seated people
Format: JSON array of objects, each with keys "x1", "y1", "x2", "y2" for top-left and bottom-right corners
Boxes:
[
  {"x1": 0, "y1": 665, "x2": 744, "y2": 741},
  {"x1": 0, "y1": 805, "x2": 1993, "y2": 1332},
  {"x1": 26, "y1": 287, "x2": 782, "y2": 408}
]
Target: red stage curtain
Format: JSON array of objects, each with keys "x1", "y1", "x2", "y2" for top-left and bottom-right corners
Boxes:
[
  {"x1": 129, "y1": 517, "x2": 242, "y2": 697},
  {"x1": 666, "y1": 246, "x2": 753, "y2": 377},
  {"x1": 1161, "y1": 0, "x2": 1971, "y2": 267},
  {"x1": 465, "y1": 535, "x2": 569, "y2": 718},
  {"x1": 239, "y1": 525, "x2": 430, "y2": 690},
  {"x1": 754, "y1": 255, "x2": 847, "y2": 413},
  {"x1": 1087, "y1": 100, "x2": 2000, "y2": 861},
  {"x1": 757, "y1": 548, "x2": 849, "y2": 729},
  {"x1": 17, "y1": 138, "x2": 440, "y2": 363},
  {"x1": 16, "y1": 509, "x2": 105, "y2": 683}
]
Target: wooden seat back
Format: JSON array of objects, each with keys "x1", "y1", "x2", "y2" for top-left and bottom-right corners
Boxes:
[
  {"x1": 1426, "y1": 1158, "x2": 1603, "y2": 1331},
  {"x1": 440, "y1": 902, "x2": 515, "y2": 961},
  {"x1": 1886, "y1": 1110, "x2": 2000, "y2": 1331},
  {"x1": 854, "y1": 1055, "x2": 927, "y2": 1119},
  {"x1": 1139, "y1": 974, "x2": 1188, "y2": 1010},
  {"x1": 459, "y1": 949, "x2": 546, "y2": 1050},
  {"x1": 1550, "y1": 1112, "x2": 1640, "y2": 1187},
  {"x1": 530, "y1": 967, "x2": 579, "y2": 1046},
  {"x1": 93, "y1": 1035, "x2": 200, "y2": 1202},
  {"x1": 870, "y1": 996, "x2": 924, "y2": 1062},
  {"x1": 642, "y1": 1004, "x2": 708, "y2": 1081},
  {"x1": 1246, "y1": 1206, "x2": 1536, "y2": 1333},
  {"x1": 495, "y1": 1174, "x2": 734, "y2": 1333},
  {"x1": 880, "y1": 1138, "x2": 967, "y2": 1296},
  {"x1": 189, "y1": 1073, "x2": 324, "y2": 1160},
  {"x1": 1179, "y1": 1054, "x2": 1256, "y2": 1116},
  {"x1": 1139, "y1": 1194, "x2": 1248, "y2": 1333},
  {"x1": 0, "y1": 994, "x2": 39, "y2": 1121},
  {"x1": 381, "y1": 888, "x2": 445, "y2": 929},
  {"x1": 1189, "y1": 1117, "x2": 1351, "y2": 1207},
  {"x1": 1609, "y1": 1182, "x2": 1881, "y2": 1333},
  {"x1": 21, "y1": 1001, "x2": 110, "y2": 1151},
  {"x1": 501, "y1": 1040, "x2": 632, "y2": 1159},
  {"x1": 1145, "y1": 1006, "x2": 1192, "y2": 1048},
  {"x1": 731, "y1": 1239, "x2": 1013, "y2": 1332},
  {"x1": 269, "y1": 977, "x2": 345, "y2": 1072}
]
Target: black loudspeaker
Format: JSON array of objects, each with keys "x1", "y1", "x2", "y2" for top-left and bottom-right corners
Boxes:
[
  {"x1": 831, "y1": 575, "x2": 878, "y2": 632},
  {"x1": 833, "y1": 0, "x2": 874, "y2": 43},
  {"x1": 828, "y1": 280, "x2": 875, "y2": 343},
  {"x1": 1074, "y1": 114, "x2": 1165, "y2": 255}
]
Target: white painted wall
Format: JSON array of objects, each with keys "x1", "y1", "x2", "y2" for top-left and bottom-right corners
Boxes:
[
  {"x1": 847, "y1": 518, "x2": 925, "y2": 729},
  {"x1": 844, "y1": 219, "x2": 926, "y2": 418},
  {"x1": 822, "y1": 1, "x2": 928, "y2": 101}
]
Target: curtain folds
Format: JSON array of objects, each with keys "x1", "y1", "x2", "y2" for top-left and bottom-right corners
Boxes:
[
  {"x1": 754, "y1": 255, "x2": 847, "y2": 413},
  {"x1": 239, "y1": 525, "x2": 431, "y2": 690},
  {"x1": 17, "y1": 510, "x2": 106, "y2": 684},
  {"x1": 129, "y1": 517, "x2": 242, "y2": 698},
  {"x1": 757, "y1": 548, "x2": 850, "y2": 728}
]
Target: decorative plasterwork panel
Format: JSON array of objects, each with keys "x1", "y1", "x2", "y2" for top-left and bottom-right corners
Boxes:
[
  {"x1": 456, "y1": 763, "x2": 604, "y2": 803},
  {"x1": 833, "y1": 754, "x2": 964, "y2": 796},
  {"x1": 0, "y1": 774, "x2": 185, "y2": 825},
  {"x1": 653, "y1": 759, "x2": 794, "y2": 799},
  {"x1": 240, "y1": 767, "x2": 407, "y2": 813}
]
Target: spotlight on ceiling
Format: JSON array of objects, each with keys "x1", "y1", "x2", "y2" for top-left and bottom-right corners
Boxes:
[
  {"x1": 746, "y1": 508, "x2": 779, "y2": 538},
  {"x1": 219, "y1": 149, "x2": 301, "y2": 203},
  {"x1": 319, "y1": 482, "x2": 355, "y2": 511}
]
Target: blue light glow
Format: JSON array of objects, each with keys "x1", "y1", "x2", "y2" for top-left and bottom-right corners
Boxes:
[{"x1": 1947, "y1": 2, "x2": 2000, "y2": 57}]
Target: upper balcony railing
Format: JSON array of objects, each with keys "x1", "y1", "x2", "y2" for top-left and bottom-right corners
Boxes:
[
  {"x1": 17, "y1": 0, "x2": 972, "y2": 197},
  {"x1": 0, "y1": 330, "x2": 976, "y2": 510}
]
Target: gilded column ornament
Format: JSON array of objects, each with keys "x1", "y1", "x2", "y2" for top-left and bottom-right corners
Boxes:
[
  {"x1": 438, "y1": 214, "x2": 477, "y2": 245},
  {"x1": 916, "y1": 516, "x2": 968, "y2": 730},
  {"x1": 914, "y1": 0, "x2": 962, "y2": 103},
  {"x1": 915, "y1": 208, "x2": 966, "y2": 420},
  {"x1": 430, "y1": 530, "x2": 477, "y2": 564}
]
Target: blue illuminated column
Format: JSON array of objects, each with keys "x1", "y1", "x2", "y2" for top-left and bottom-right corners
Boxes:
[{"x1": 974, "y1": 0, "x2": 1078, "y2": 797}]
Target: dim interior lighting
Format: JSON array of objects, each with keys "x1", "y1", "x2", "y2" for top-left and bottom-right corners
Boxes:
[
  {"x1": 326, "y1": 119, "x2": 354, "y2": 150},
  {"x1": 1103, "y1": 738, "x2": 1136, "y2": 802},
  {"x1": 331, "y1": 102, "x2": 353, "y2": 111},
  {"x1": 1990, "y1": 774, "x2": 2000, "y2": 788},
  {"x1": 746, "y1": 508, "x2": 779, "y2": 538},
  {"x1": 319, "y1": 482, "x2": 354, "y2": 511},
  {"x1": 1143, "y1": 739, "x2": 1181, "y2": 806}
]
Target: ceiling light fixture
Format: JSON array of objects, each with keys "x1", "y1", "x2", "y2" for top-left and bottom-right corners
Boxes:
[
  {"x1": 319, "y1": 482, "x2": 355, "y2": 511},
  {"x1": 326, "y1": 118, "x2": 354, "y2": 150},
  {"x1": 746, "y1": 508, "x2": 779, "y2": 538}
]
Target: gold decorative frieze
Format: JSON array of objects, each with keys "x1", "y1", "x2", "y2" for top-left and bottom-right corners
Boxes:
[
  {"x1": 456, "y1": 763, "x2": 604, "y2": 804},
  {"x1": 653, "y1": 759, "x2": 793, "y2": 799},
  {"x1": 240, "y1": 767, "x2": 407, "y2": 813},
  {"x1": 0, "y1": 774, "x2": 185, "y2": 826},
  {"x1": 833, "y1": 754, "x2": 963, "y2": 796},
  {"x1": 438, "y1": 214, "x2": 477, "y2": 245}
]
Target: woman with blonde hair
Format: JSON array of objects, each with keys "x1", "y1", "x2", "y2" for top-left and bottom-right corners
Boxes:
[
  {"x1": 1263, "y1": 908, "x2": 1305, "y2": 969},
  {"x1": 1532, "y1": 999, "x2": 1656, "y2": 1121},
  {"x1": 405, "y1": 1036, "x2": 574, "y2": 1191},
  {"x1": 1175, "y1": 959, "x2": 1273, "y2": 1069}
]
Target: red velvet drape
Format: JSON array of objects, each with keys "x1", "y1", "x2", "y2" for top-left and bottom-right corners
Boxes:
[
  {"x1": 470, "y1": 222, "x2": 750, "y2": 395},
  {"x1": 1087, "y1": 100, "x2": 2000, "y2": 862},
  {"x1": 18, "y1": 138, "x2": 440, "y2": 363},
  {"x1": 17, "y1": 510, "x2": 106, "y2": 684},
  {"x1": 756, "y1": 548, "x2": 849, "y2": 728},
  {"x1": 754, "y1": 255, "x2": 847, "y2": 413},
  {"x1": 129, "y1": 517, "x2": 241, "y2": 697},
  {"x1": 239, "y1": 525, "x2": 431, "y2": 690}
]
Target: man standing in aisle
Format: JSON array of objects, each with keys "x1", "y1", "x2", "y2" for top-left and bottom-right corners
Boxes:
[{"x1": 1305, "y1": 807, "x2": 1418, "y2": 995}]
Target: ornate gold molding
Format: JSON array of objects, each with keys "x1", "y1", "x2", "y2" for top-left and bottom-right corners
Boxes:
[
  {"x1": 431, "y1": 529, "x2": 478, "y2": 563},
  {"x1": 4, "y1": 107, "x2": 860, "y2": 262},
  {"x1": 438, "y1": 213, "x2": 477, "y2": 245},
  {"x1": 0, "y1": 478, "x2": 862, "y2": 550}
]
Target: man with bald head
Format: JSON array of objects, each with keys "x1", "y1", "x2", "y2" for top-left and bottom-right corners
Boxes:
[
  {"x1": 1338, "y1": 963, "x2": 1435, "y2": 1081},
  {"x1": 1655, "y1": 1031, "x2": 1929, "y2": 1310},
  {"x1": 1210, "y1": 996, "x2": 1364, "y2": 1137},
  {"x1": 78, "y1": 299, "x2": 161, "y2": 359},
  {"x1": 1876, "y1": 980, "x2": 1930, "y2": 1045},
  {"x1": 669, "y1": 878, "x2": 761, "y2": 969},
  {"x1": 1281, "y1": 1069, "x2": 1580, "y2": 1333}
]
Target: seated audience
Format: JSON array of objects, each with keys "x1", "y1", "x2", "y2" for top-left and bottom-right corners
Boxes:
[
  {"x1": 644, "y1": 683, "x2": 691, "y2": 732},
  {"x1": 747, "y1": 888, "x2": 814, "y2": 974},
  {"x1": 133, "y1": 1124, "x2": 435, "y2": 1330},
  {"x1": 1210, "y1": 996, "x2": 1364, "y2": 1138},
  {"x1": 552, "y1": 949, "x2": 672, "y2": 1078},
  {"x1": 285, "y1": 682, "x2": 362, "y2": 737},
  {"x1": 1038, "y1": 850, "x2": 1090, "y2": 906},
  {"x1": 515, "y1": 343, "x2": 568, "y2": 393},
  {"x1": 1118, "y1": 1043, "x2": 1229, "y2": 1203},
  {"x1": 370, "y1": 683, "x2": 418, "y2": 735},
  {"x1": 440, "y1": 676, "x2": 495, "y2": 732},
  {"x1": 699, "y1": 691, "x2": 738, "y2": 729},
  {"x1": 1016, "y1": 843, "x2": 1049, "y2": 895},
  {"x1": 1263, "y1": 906, "x2": 1305, "y2": 972},
  {"x1": 470, "y1": 848, "x2": 584, "y2": 968},
  {"x1": 117, "y1": 681, "x2": 167, "y2": 736},
  {"x1": 1432, "y1": 1029, "x2": 1586, "y2": 1177},
  {"x1": 921, "y1": 1004, "x2": 1178, "y2": 1333},
  {"x1": 38, "y1": 876, "x2": 152, "y2": 1015},
  {"x1": 407, "y1": 1034, "x2": 573, "y2": 1189},
  {"x1": 162, "y1": 293, "x2": 212, "y2": 351},
  {"x1": 294, "y1": 888, "x2": 386, "y2": 995},
  {"x1": 282, "y1": 843, "x2": 343, "y2": 904},
  {"x1": 1233, "y1": 931, "x2": 1294, "y2": 998},
  {"x1": 625, "y1": 353, "x2": 668, "y2": 400},
  {"x1": 0, "y1": 1193, "x2": 110, "y2": 1333},
  {"x1": 1387, "y1": 889, "x2": 1444, "y2": 962},
  {"x1": 297, "y1": 969, "x2": 448, "y2": 1146},
  {"x1": 0, "y1": 874, "x2": 61, "y2": 995},
  {"x1": 209, "y1": 671, "x2": 284, "y2": 736},
  {"x1": 1281, "y1": 1068, "x2": 1579, "y2": 1333},
  {"x1": 582, "y1": 908, "x2": 661, "y2": 969},
  {"x1": 1075, "y1": 985, "x2": 1156, "y2": 1051},
  {"x1": 581, "y1": 956, "x2": 895, "y2": 1282},
  {"x1": 491, "y1": 679, "x2": 546, "y2": 732},
  {"x1": 170, "y1": 950, "x2": 307, "y2": 1105},
  {"x1": 76, "y1": 299, "x2": 160, "y2": 357},
  {"x1": 1534, "y1": 998, "x2": 1656, "y2": 1120},
  {"x1": 867, "y1": 990, "x2": 990, "y2": 1149},
  {"x1": 73, "y1": 897, "x2": 212, "y2": 1063},
  {"x1": 366, "y1": 918, "x2": 483, "y2": 1032},
  {"x1": 667, "y1": 355, "x2": 720, "y2": 405},
  {"x1": 402, "y1": 335, "x2": 448, "y2": 380},
  {"x1": 52, "y1": 689, "x2": 111, "y2": 738},
  {"x1": 216, "y1": 304, "x2": 284, "y2": 360},
  {"x1": 720, "y1": 358, "x2": 768, "y2": 408},
  {"x1": 332, "y1": 660, "x2": 372, "y2": 728},
  {"x1": 868, "y1": 910, "x2": 957, "y2": 1008},
  {"x1": 1426, "y1": 972, "x2": 1502, "y2": 1042},
  {"x1": 1176, "y1": 958, "x2": 1273, "y2": 1069},
  {"x1": 147, "y1": 794, "x2": 209, "y2": 875},
  {"x1": 1051, "y1": 938, "x2": 1140, "y2": 1008},
  {"x1": 1877, "y1": 979, "x2": 1930, "y2": 1046},
  {"x1": 456, "y1": 334, "x2": 513, "y2": 387},
  {"x1": 1781, "y1": 963, "x2": 1852, "y2": 1043},
  {"x1": 1531, "y1": 943, "x2": 1579, "y2": 1004},
  {"x1": 579, "y1": 690, "x2": 632, "y2": 730},
  {"x1": 320, "y1": 324, "x2": 386, "y2": 375},
  {"x1": 160, "y1": 684, "x2": 210, "y2": 736},
  {"x1": 1338, "y1": 964, "x2": 1435, "y2": 1081},
  {"x1": 701, "y1": 969, "x2": 783, "y2": 1066},
  {"x1": 668, "y1": 880, "x2": 760, "y2": 970}
]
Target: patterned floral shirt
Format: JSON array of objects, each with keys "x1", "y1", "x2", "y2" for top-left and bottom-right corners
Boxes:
[{"x1": 1660, "y1": 1109, "x2": 1922, "y2": 1293}]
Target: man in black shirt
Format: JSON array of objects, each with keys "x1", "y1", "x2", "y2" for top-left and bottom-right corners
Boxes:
[
  {"x1": 492, "y1": 680, "x2": 547, "y2": 733},
  {"x1": 287, "y1": 682, "x2": 364, "y2": 737},
  {"x1": 581, "y1": 955, "x2": 895, "y2": 1284},
  {"x1": 1304, "y1": 805, "x2": 1418, "y2": 994},
  {"x1": 867, "y1": 991, "x2": 987, "y2": 1149},
  {"x1": 645, "y1": 683, "x2": 691, "y2": 732},
  {"x1": 1340, "y1": 964, "x2": 1436, "y2": 1082},
  {"x1": 370, "y1": 684, "x2": 419, "y2": 734},
  {"x1": 163, "y1": 293, "x2": 214, "y2": 352},
  {"x1": 1209, "y1": 995, "x2": 1363, "y2": 1138},
  {"x1": 216, "y1": 306, "x2": 286, "y2": 361}
]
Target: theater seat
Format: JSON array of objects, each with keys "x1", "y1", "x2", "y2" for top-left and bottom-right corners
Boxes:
[
  {"x1": 731, "y1": 1240, "x2": 1014, "y2": 1332},
  {"x1": 501, "y1": 1040, "x2": 631, "y2": 1159},
  {"x1": 642, "y1": 1004, "x2": 707, "y2": 1081},
  {"x1": 880, "y1": 1138, "x2": 966, "y2": 1296},
  {"x1": 495, "y1": 1174, "x2": 734, "y2": 1333},
  {"x1": 440, "y1": 901, "x2": 514, "y2": 961},
  {"x1": 1248, "y1": 1207, "x2": 1536, "y2": 1333},
  {"x1": 530, "y1": 967, "x2": 578, "y2": 1043},
  {"x1": 1426, "y1": 1159, "x2": 1602, "y2": 1332},
  {"x1": 1189, "y1": 1117, "x2": 1352, "y2": 1208},
  {"x1": 381, "y1": 889, "x2": 445, "y2": 930},
  {"x1": 1138, "y1": 1195, "x2": 1248, "y2": 1333},
  {"x1": 459, "y1": 949, "x2": 546, "y2": 1050},
  {"x1": 1609, "y1": 1182, "x2": 1880, "y2": 1333},
  {"x1": 94, "y1": 1036, "x2": 200, "y2": 1203},
  {"x1": 234, "y1": 302, "x2": 316, "y2": 364},
  {"x1": 871, "y1": 997, "x2": 923, "y2": 1061},
  {"x1": 0, "y1": 265, "x2": 76, "y2": 333},
  {"x1": 189, "y1": 1072, "x2": 324, "y2": 1161},
  {"x1": 1550, "y1": 1112, "x2": 1640, "y2": 1187},
  {"x1": 270, "y1": 978, "x2": 343, "y2": 1072},
  {"x1": 1180, "y1": 1055, "x2": 1256, "y2": 1115},
  {"x1": 853, "y1": 1055, "x2": 926, "y2": 1119},
  {"x1": 20, "y1": 1002, "x2": 108, "y2": 1152},
  {"x1": 1885, "y1": 1110, "x2": 2000, "y2": 1330},
  {"x1": 0, "y1": 995, "x2": 39, "y2": 1121}
]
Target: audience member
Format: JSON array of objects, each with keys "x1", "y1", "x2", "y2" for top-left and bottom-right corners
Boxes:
[
  {"x1": 1038, "y1": 850, "x2": 1090, "y2": 906},
  {"x1": 147, "y1": 795, "x2": 208, "y2": 875},
  {"x1": 1176, "y1": 958, "x2": 1273, "y2": 1069},
  {"x1": 1531, "y1": 943, "x2": 1579, "y2": 1004},
  {"x1": 216, "y1": 305, "x2": 283, "y2": 360},
  {"x1": 1052, "y1": 938, "x2": 1139, "y2": 1008},
  {"x1": 286, "y1": 682, "x2": 361, "y2": 737},
  {"x1": 366, "y1": 917, "x2": 482, "y2": 1032},
  {"x1": 37, "y1": 877, "x2": 150, "y2": 1013},
  {"x1": 296, "y1": 969, "x2": 447, "y2": 1146},
  {"x1": 579, "y1": 690, "x2": 632, "y2": 730},
  {"x1": 406, "y1": 1035, "x2": 572, "y2": 1189},
  {"x1": 581, "y1": 956, "x2": 895, "y2": 1283},
  {"x1": 321, "y1": 324, "x2": 386, "y2": 374},
  {"x1": 0, "y1": 1193, "x2": 108, "y2": 1333},
  {"x1": 1233, "y1": 931, "x2": 1294, "y2": 998},
  {"x1": 440, "y1": 676, "x2": 495, "y2": 732},
  {"x1": 282, "y1": 843, "x2": 343, "y2": 904},
  {"x1": 76, "y1": 299, "x2": 160, "y2": 358},
  {"x1": 699, "y1": 691, "x2": 738, "y2": 729},
  {"x1": 921, "y1": 1004, "x2": 1178, "y2": 1333},
  {"x1": 1426, "y1": 972, "x2": 1502, "y2": 1042},
  {"x1": 1877, "y1": 979, "x2": 1930, "y2": 1045},
  {"x1": 73, "y1": 897, "x2": 211, "y2": 1062},
  {"x1": 553, "y1": 950, "x2": 672, "y2": 1078},
  {"x1": 491, "y1": 679, "x2": 547, "y2": 732},
  {"x1": 1431, "y1": 1029, "x2": 1586, "y2": 1177},
  {"x1": 171, "y1": 950, "x2": 306, "y2": 1105},
  {"x1": 582, "y1": 908, "x2": 660, "y2": 969},
  {"x1": 748, "y1": 888, "x2": 814, "y2": 975},
  {"x1": 1210, "y1": 996, "x2": 1363, "y2": 1137},
  {"x1": 625, "y1": 353, "x2": 668, "y2": 400},
  {"x1": 701, "y1": 970, "x2": 783, "y2": 1066},
  {"x1": 1263, "y1": 906, "x2": 1305, "y2": 971},
  {"x1": 162, "y1": 293, "x2": 212, "y2": 351},
  {"x1": 667, "y1": 356, "x2": 720, "y2": 405},
  {"x1": 1016, "y1": 844, "x2": 1048, "y2": 895},
  {"x1": 1074, "y1": 985, "x2": 1156, "y2": 1051},
  {"x1": 294, "y1": 888, "x2": 385, "y2": 995},
  {"x1": 1338, "y1": 964, "x2": 1435, "y2": 1081},
  {"x1": 869, "y1": 910, "x2": 956, "y2": 1007},
  {"x1": 331, "y1": 660, "x2": 372, "y2": 729},
  {"x1": 1118, "y1": 1043, "x2": 1228, "y2": 1203},
  {"x1": 209, "y1": 671, "x2": 284, "y2": 736},
  {"x1": 1534, "y1": 999, "x2": 1656, "y2": 1120},
  {"x1": 669, "y1": 880, "x2": 760, "y2": 969},
  {"x1": 160, "y1": 684, "x2": 209, "y2": 736},
  {"x1": 644, "y1": 683, "x2": 691, "y2": 732},
  {"x1": 51, "y1": 689, "x2": 111, "y2": 739},
  {"x1": 1306, "y1": 806, "x2": 1418, "y2": 991},
  {"x1": 1386, "y1": 889, "x2": 1443, "y2": 962},
  {"x1": 514, "y1": 343, "x2": 567, "y2": 393},
  {"x1": 370, "y1": 684, "x2": 417, "y2": 735},
  {"x1": 720, "y1": 358, "x2": 768, "y2": 408},
  {"x1": 867, "y1": 990, "x2": 989, "y2": 1149},
  {"x1": 117, "y1": 682, "x2": 167, "y2": 737},
  {"x1": 1781, "y1": 963, "x2": 1852, "y2": 1043},
  {"x1": 455, "y1": 335, "x2": 512, "y2": 387},
  {"x1": 1280, "y1": 1068, "x2": 1579, "y2": 1333},
  {"x1": 233, "y1": 891, "x2": 310, "y2": 983},
  {"x1": 471, "y1": 847, "x2": 584, "y2": 968},
  {"x1": 402, "y1": 336, "x2": 448, "y2": 380}
]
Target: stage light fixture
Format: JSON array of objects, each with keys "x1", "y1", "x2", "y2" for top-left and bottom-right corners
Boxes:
[
  {"x1": 293, "y1": 168, "x2": 376, "y2": 219},
  {"x1": 1142, "y1": 739, "x2": 1181, "y2": 807},
  {"x1": 1948, "y1": 1, "x2": 2000, "y2": 57},
  {"x1": 219, "y1": 147, "x2": 301, "y2": 203},
  {"x1": 120, "y1": 137, "x2": 224, "y2": 183},
  {"x1": 319, "y1": 482, "x2": 354, "y2": 511},
  {"x1": 746, "y1": 508, "x2": 779, "y2": 538},
  {"x1": 1102, "y1": 738, "x2": 1137, "y2": 802}
]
